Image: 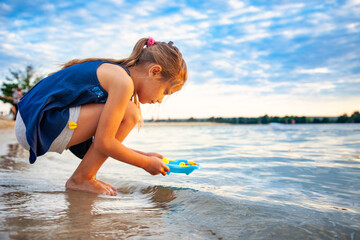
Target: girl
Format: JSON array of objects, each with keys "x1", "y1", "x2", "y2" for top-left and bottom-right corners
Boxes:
[{"x1": 15, "y1": 37, "x2": 187, "y2": 196}]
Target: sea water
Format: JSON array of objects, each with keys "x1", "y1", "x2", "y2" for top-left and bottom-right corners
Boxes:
[{"x1": 0, "y1": 124, "x2": 359, "y2": 239}]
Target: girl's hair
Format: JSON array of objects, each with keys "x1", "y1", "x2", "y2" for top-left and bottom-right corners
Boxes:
[{"x1": 59, "y1": 37, "x2": 187, "y2": 127}]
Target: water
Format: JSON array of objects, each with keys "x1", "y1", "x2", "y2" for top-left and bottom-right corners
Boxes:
[{"x1": 0, "y1": 124, "x2": 359, "y2": 239}]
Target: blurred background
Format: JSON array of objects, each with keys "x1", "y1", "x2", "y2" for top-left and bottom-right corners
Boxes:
[{"x1": 0, "y1": 0, "x2": 359, "y2": 120}]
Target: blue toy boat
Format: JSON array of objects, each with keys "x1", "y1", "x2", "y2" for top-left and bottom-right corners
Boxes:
[{"x1": 163, "y1": 158, "x2": 200, "y2": 175}]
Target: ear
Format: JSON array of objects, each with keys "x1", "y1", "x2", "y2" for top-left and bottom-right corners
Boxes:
[{"x1": 150, "y1": 65, "x2": 162, "y2": 76}]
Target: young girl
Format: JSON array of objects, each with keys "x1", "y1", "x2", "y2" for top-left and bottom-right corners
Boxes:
[{"x1": 15, "y1": 37, "x2": 187, "y2": 196}]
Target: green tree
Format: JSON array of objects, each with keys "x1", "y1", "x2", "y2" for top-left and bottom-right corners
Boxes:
[
  {"x1": 349, "y1": 111, "x2": 360, "y2": 123},
  {"x1": 260, "y1": 114, "x2": 270, "y2": 124},
  {"x1": 336, "y1": 114, "x2": 348, "y2": 123},
  {"x1": 321, "y1": 117, "x2": 330, "y2": 123},
  {"x1": 313, "y1": 118, "x2": 321, "y2": 123},
  {"x1": 1, "y1": 65, "x2": 43, "y2": 104}
]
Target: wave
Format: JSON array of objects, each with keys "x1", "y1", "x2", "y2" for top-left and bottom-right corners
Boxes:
[{"x1": 109, "y1": 181, "x2": 360, "y2": 239}]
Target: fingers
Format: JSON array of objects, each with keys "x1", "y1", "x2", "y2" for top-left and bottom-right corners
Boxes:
[
  {"x1": 152, "y1": 169, "x2": 167, "y2": 176},
  {"x1": 161, "y1": 165, "x2": 169, "y2": 176},
  {"x1": 146, "y1": 156, "x2": 169, "y2": 176}
]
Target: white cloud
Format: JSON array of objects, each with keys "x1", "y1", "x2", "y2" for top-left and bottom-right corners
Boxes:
[
  {"x1": 212, "y1": 60, "x2": 233, "y2": 69},
  {"x1": 236, "y1": 32, "x2": 271, "y2": 43},
  {"x1": 281, "y1": 28, "x2": 310, "y2": 39},
  {"x1": 346, "y1": 22, "x2": 360, "y2": 33},
  {"x1": 296, "y1": 68, "x2": 332, "y2": 74},
  {"x1": 347, "y1": 0, "x2": 360, "y2": 6},
  {"x1": 228, "y1": 0, "x2": 245, "y2": 9},
  {"x1": 290, "y1": 81, "x2": 336, "y2": 94},
  {"x1": 42, "y1": 4, "x2": 55, "y2": 11},
  {"x1": 1, "y1": 43, "x2": 14, "y2": 50},
  {"x1": 275, "y1": 3, "x2": 305, "y2": 11},
  {"x1": 182, "y1": 8, "x2": 208, "y2": 20},
  {"x1": 218, "y1": 2, "x2": 260, "y2": 25},
  {"x1": 182, "y1": 39, "x2": 204, "y2": 47},
  {"x1": 237, "y1": 11, "x2": 283, "y2": 23},
  {"x1": 131, "y1": 0, "x2": 168, "y2": 16}
]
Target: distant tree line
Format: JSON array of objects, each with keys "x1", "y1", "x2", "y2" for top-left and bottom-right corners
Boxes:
[{"x1": 149, "y1": 111, "x2": 360, "y2": 124}]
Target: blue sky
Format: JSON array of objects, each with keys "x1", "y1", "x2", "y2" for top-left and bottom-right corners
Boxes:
[{"x1": 0, "y1": 0, "x2": 359, "y2": 119}]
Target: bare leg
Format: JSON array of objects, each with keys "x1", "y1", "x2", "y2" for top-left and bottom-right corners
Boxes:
[{"x1": 65, "y1": 102, "x2": 139, "y2": 195}]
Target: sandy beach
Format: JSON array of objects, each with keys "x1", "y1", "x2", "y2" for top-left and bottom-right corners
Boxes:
[{"x1": 0, "y1": 118, "x2": 15, "y2": 129}]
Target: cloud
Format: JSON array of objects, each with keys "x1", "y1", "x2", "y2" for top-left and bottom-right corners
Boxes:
[
  {"x1": 182, "y1": 8, "x2": 208, "y2": 20},
  {"x1": 346, "y1": 22, "x2": 360, "y2": 33},
  {"x1": 346, "y1": 0, "x2": 360, "y2": 6},
  {"x1": 295, "y1": 68, "x2": 332, "y2": 74},
  {"x1": 228, "y1": 0, "x2": 245, "y2": 9}
]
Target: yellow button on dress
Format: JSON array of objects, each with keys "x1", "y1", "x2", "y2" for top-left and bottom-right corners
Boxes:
[{"x1": 68, "y1": 122, "x2": 77, "y2": 129}]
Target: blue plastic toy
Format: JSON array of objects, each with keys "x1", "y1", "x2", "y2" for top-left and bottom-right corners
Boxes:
[{"x1": 163, "y1": 158, "x2": 200, "y2": 175}]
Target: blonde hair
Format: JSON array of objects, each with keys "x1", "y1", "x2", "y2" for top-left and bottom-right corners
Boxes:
[{"x1": 59, "y1": 37, "x2": 187, "y2": 127}]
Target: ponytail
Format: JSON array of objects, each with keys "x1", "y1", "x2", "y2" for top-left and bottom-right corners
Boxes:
[{"x1": 58, "y1": 38, "x2": 149, "y2": 70}]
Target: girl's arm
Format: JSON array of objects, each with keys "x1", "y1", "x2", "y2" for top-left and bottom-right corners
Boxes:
[
  {"x1": 94, "y1": 63, "x2": 168, "y2": 175},
  {"x1": 130, "y1": 149, "x2": 164, "y2": 159}
]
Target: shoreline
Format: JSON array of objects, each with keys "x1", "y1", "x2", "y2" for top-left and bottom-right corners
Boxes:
[
  {"x1": 143, "y1": 121, "x2": 231, "y2": 127},
  {"x1": 0, "y1": 118, "x2": 229, "y2": 130}
]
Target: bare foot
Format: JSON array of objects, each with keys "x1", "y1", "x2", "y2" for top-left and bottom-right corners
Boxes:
[
  {"x1": 66, "y1": 177, "x2": 117, "y2": 196},
  {"x1": 97, "y1": 179, "x2": 117, "y2": 192}
]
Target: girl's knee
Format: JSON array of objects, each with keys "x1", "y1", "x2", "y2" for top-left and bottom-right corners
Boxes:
[{"x1": 123, "y1": 101, "x2": 139, "y2": 126}]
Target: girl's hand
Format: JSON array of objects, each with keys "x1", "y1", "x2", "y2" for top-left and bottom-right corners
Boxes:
[{"x1": 143, "y1": 156, "x2": 169, "y2": 176}]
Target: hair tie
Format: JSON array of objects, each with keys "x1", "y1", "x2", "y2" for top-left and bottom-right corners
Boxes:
[{"x1": 147, "y1": 37, "x2": 155, "y2": 47}]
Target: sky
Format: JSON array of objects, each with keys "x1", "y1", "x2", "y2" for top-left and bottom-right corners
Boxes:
[{"x1": 0, "y1": 0, "x2": 359, "y2": 119}]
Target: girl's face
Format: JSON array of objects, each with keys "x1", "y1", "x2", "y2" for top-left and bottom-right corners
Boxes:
[
  {"x1": 137, "y1": 65, "x2": 180, "y2": 104},
  {"x1": 139, "y1": 77, "x2": 172, "y2": 104}
]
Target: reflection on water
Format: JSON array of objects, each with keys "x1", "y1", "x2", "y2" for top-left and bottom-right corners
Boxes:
[
  {"x1": 0, "y1": 143, "x2": 28, "y2": 171},
  {"x1": 0, "y1": 170, "x2": 178, "y2": 239},
  {"x1": 0, "y1": 124, "x2": 360, "y2": 239}
]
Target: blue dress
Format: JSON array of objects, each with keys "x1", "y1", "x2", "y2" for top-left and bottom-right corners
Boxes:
[{"x1": 18, "y1": 60, "x2": 131, "y2": 164}]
